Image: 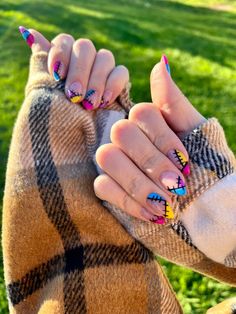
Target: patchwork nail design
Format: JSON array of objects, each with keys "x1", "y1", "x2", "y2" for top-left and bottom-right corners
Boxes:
[
  {"x1": 82, "y1": 89, "x2": 96, "y2": 110},
  {"x1": 99, "y1": 90, "x2": 112, "y2": 108},
  {"x1": 147, "y1": 192, "x2": 174, "y2": 219},
  {"x1": 53, "y1": 61, "x2": 63, "y2": 81},
  {"x1": 160, "y1": 172, "x2": 187, "y2": 196},
  {"x1": 168, "y1": 149, "x2": 190, "y2": 176},
  {"x1": 67, "y1": 82, "x2": 83, "y2": 104},
  {"x1": 162, "y1": 55, "x2": 171, "y2": 75},
  {"x1": 18, "y1": 26, "x2": 34, "y2": 48},
  {"x1": 150, "y1": 215, "x2": 166, "y2": 225}
]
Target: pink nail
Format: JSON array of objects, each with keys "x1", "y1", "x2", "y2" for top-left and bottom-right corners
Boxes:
[
  {"x1": 99, "y1": 90, "x2": 113, "y2": 108},
  {"x1": 168, "y1": 149, "x2": 190, "y2": 176},
  {"x1": 18, "y1": 26, "x2": 34, "y2": 48},
  {"x1": 161, "y1": 54, "x2": 171, "y2": 75}
]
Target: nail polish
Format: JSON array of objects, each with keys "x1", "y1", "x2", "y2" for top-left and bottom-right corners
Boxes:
[
  {"x1": 53, "y1": 61, "x2": 63, "y2": 81},
  {"x1": 162, "y1": 54, "x2": 171, "y2": 75},
  {"x1": 150, "y1": 215, "x2": 166, "y2": 225},
  {"x1": 99, "y1": 90, "x2": 113, "y2": 108},
  {"x1": 18, "y1": 26, "x2": 34, "y2": 48},
  {"x1": 67, "y1": 82, "x2": 83, "y2": 104},
  {"x1": 146, "y1": 192, "x2": 174, "y2": 219},
  {"x1": 82, "y1": 89, "x2": 96, "y2": 110},
  {"x1": 168, "y1": 149, "x2": 190, "y2": 176},
  {"x1": 160, "y1": 172, "x2": 187, "y2": 196}
]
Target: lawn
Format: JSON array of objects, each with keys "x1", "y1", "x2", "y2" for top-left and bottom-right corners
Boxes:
[{"x1": 0, "y1": 0, "x2": 236, "y2": 313}]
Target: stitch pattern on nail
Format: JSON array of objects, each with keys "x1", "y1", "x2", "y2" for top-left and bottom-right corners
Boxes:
[
  {"x1": 172, "y1": 149, "x2": 190, "y2": 175},
  {"x1": 99, "y1": 96, "x2": 109, "y2": 108},
  {"x1": 167, "y1": 176, "x2": 186, "y2": 196},
  {"x1": 147, "y1": 193, "x2": 174, "y2": 219},
  {"x1": 53, "y1": 61, "x2": 62, "y2": 81},
  {"x1": 19, "y1": 26, "x2": 34, "y2": 48},
  {"x1": 82, "y1": 89, "x2": 95, "y2": 110},
  {"x1": 68, "y1": 89, "x2": 83, "y2": 104}
]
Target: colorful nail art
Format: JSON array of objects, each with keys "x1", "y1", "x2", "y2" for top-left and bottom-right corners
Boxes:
[
  {"x1": 162, "y1": 55, "x2": 171, "y2": 75},
  {"x1": 168, "y1": 149, "x2": 190, "y2": 176},
  {"x1": 147, "y1": 192, "x2": 174, "y2": 219},
  {"x1": 82, "y1": 89, "x2": 96, "y2": 110},
  {"x1": 150, "y1": 215, "x2": 166, "y2": 225},
  {"x1": 160, "y1": 172, "x2": 187, "y2": 196},
  {"x1": 18, "y1": 26, "x2": 34, "y2": 48},
  {"x1": 67, "y1": 82, "x2": 83, "y2": 104},
  {"x1": 53, "y1": 61, "x2": 63, "y2": 81},
  {"x1": 99, "y1": 90, "x2": 112, "y2": 108}
]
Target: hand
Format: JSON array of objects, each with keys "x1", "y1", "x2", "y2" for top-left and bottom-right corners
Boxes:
[
  {"x1": 19, "y1": 26, "x2": 129, "y2": 110},
  {"x1": 94, "y1": 55, "x2": 206, "y2": 224}
]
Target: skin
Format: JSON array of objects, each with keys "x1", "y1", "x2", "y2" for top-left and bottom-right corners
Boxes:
[
  {"x1": 94, "y1": 57, "x2": 206, "y2": 223},
  {"x1": 23, "y1": 28, "x2": 206, "y2": 223},
  {"x1": 26, "y1": 28, "x2": 129, "y2": 109}
]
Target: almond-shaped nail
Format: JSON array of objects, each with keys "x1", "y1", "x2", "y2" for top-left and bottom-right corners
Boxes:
[
  {"x1": 99, "y1": 90, "x2": 113, "y2": 108},
  {"x1": 146, "y1": 192, "x2": 174, "y2": 219},
  {"x1": 168, "y1": 149, "x2": 190, "y2": 176},
  {"x1": 67, "y1": 82, "x2": 83, "y2": 104},
  {"x1": 82, "y1": 89, "x2": 96, "y2": 110},
  {"x1": 53, "y1": 61, "x2": 64, "y2": 81},
  {"x1": 162, "y1": 54, "x2": 171, "y2": 75},
  {"x1": 160, "y1": 172, "x2": 187, "y2": 196},
  {"x1": 18, "y1": 26, "x2": 34, "y2": 48},
  {"x1": 141, "y1": 208, "x2": 166, "y2": 225}
]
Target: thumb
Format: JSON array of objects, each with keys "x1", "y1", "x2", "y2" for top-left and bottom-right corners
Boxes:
[{"x1": 150, "y1": 55, "x2": 206, "y2": 138}]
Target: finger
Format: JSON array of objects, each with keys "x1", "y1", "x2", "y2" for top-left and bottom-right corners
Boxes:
[
  {"x1": 65, "y1": 38, "x2": 96, "y2": 106},
  {"x1": 94, "y1": 174, "x2": 166, "y2": 224},
  {"x1": 19, "y1": 26, "x2": 51, "y2": 53},
  {"x1": 150, "y1": 55, "x2": 206, "y2": 138},
  {"x1": 96, "y1": 143, "x2": 174, "y2": 219},
  {"x1": 99, "y1": 65, "x2": 129, "y2": 108},
  {"x1": 81, "y1": 49, "x2": 115, "y2": 109},
  {"x1": 128, "y1": 103, "x2": 190, "y2": 176},
  {"x1": 48, "y1": 33, "x2": 74, "y2": 81},
  {"x1": 111, "y1": 117, "x2": 188, "y2": 197}
]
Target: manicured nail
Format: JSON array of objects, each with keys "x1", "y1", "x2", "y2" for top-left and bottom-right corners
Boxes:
[
  {"x1": 160, "y1": 172, "x2": 187, "y2": 196},
  {"x1": 82, "y1": 89, "x2": 96, "y2": 110},
  {"x1": 53, "y1": 61, "x2": 63, "y2": 81},
  {"x1": 168, "y1": 149, "x2": 190, "y2": 176},
  {"x1": 18, "y1": 26, "x2": 34, "y2": 48},
  {"x1": 140, "y1": 208, "x2": 166, "y2": 225},
  {"x1": 146, "y1": 192, "x2": 174, "y2": 219},
  {"x1": 150, "y1": 215, "x2": 166, "y2": 225},
  {"x1": 99, "y1": 90, "x2": 113, "y2": 108},
  {"x1": 162, "y1": 54, "x2": 171, "y2": 75},
  {"x1": 67, "y1": 82, "x2": 83, "y2": 104}
]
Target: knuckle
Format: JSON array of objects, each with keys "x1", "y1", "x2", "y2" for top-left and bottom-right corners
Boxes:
[
  {"x1": 110, "y1": 119, "x2": 132, "y2": 142},
  {"x1": 140, "y1": 153, "x2": 161, "y2": 173},
  {"x1": 126, "y1": 176, "x2": 142, "y2": 199},
  {"x1": 74, "y1": 38, "x2": 96, "y2": 52},
  {"x1": 98, "y1": 49, "x2": 114, "y2": 61},
  {"x1": 121, "y1": 193, "x2": 132, "y2": 213},
  {"x1": 95, "y1": 143, "x2": 116, "y2": 167}
]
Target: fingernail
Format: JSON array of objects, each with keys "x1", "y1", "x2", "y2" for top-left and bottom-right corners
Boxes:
[
  {"x1": 67, "y1": 82, "x2": 83, "y2": 104},
  {"x1": 53, "y1": 61, "x2": 63, "y2": 81},
  {"x1": 168, "y1": 149, "x2": 190, "y2": 176},
  {"x1": 82, "y1": 89, "x2": 96, "y2": 110},
  {"x1": 99, "y1": 90, "x2": 113, "y2": 108},
  {"x1": 146, "y1": 192, "x2": 174, "y2": 219},
  {"x1": 141, "y1": 208, "x2": 166, "y2": 225},
  {"x1": 162, "y1": 54, "x2": 171, "y2": 75},
  {"x1": 160, "y1": 172, "x2": 187, "y2": 196},
  {"x1": 18, "y1": 26, "x2": 34, "y2": 48}
]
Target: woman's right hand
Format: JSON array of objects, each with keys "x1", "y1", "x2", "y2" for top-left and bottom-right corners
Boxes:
[{"x1": 94, "y1": 55, "x2": 206, "y2": 224}]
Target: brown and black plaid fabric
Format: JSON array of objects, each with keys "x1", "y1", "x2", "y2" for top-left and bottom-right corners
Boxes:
[{"x1": 2, "y1": 52, "x2": 182, "y2": 313}]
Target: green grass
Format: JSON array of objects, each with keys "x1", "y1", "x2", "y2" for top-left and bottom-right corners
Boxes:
[{"x1": 0, "y1": 0, "x2": 236, "y2": 313}]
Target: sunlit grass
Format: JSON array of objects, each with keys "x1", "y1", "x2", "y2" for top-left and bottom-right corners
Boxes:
[{"x1": 0, "y1": 0, "x2": 236, "y2": 313}]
